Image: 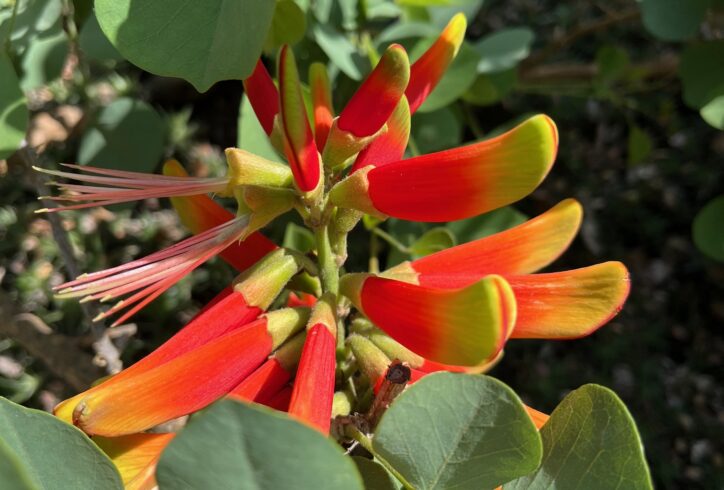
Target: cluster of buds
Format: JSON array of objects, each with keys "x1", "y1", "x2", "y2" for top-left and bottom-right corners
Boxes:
[{"x1": 37, "y1": 14, "x2": 629, "y2": 489}]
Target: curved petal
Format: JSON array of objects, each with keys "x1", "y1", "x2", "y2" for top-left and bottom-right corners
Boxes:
[
  {"x1": 388, "y1": 199, "x2": 583, "y2": 287},
  {"x1": 407, "y1": 13, "x2": 467, "y2": 113},
  {"x1": 309, "y1": 62, "x2": 334, "y2": 149},
  {"x1": 331, "y1": 115, "x2": 559, "y2": 222},
  {"x1": 350, "y1": 97, "x2": 411, "y2": 172},
  {"x1": 95, "y1": 433, "x2": 174, "y2": 490},
  {"x1": 508, "y1": 262, "x2": 630, "y2": 339},
  {"x1": 243, "y1": 59, "x2": 279, "y2": 136},
  {"x1": 341, "y1": 274, "x2": 516, "y2": 366},
  {"x1": 279, "y1": 45, "x2": 321, "y2": 193}
]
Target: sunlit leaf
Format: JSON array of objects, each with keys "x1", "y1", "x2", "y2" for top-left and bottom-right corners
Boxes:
[
  {"x1": 264, "y1": 0, "x2": 306, "y2": 51},
  {"x1": 156, "y1": 400, "x2": 364, "y2": 489},
  {"x1": 0, "y1": 54, "x2": 28, "y2": 160},
  {"x1": 693, "y1": 195, "x2": 724, "y2": 262},
  {"x1": 475, "y1": 27, "x2": 534, "y2": 74},
  {"x1": 95, "y1": 0, "x2": 275, "y2": 92}
]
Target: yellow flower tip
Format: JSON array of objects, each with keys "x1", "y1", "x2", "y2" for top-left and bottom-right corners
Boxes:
[
  {"x1": 161, "y1": 159, "x2": 185, "y2": 177},
  {"x1": 442, "y1": 13, "x2": 468, "y2": 54}
]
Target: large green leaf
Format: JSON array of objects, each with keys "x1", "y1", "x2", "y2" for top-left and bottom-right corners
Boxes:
[
  {"x1": 353, "y1": 457, "x2": 402, "y2": 490},
  {"x1": 312, "y1": 23, "x2": 365, "y2": 80},
  {"x1": 411, "y1": 106, "x2": 462, "y2": 153},
  {"x1": 373, "y1": 373, "x2": 542, "y2": 490},
  {"x1": 264, "y1": 0, "x2": 306, "y2": 51},
  {"x1": 95, "y1": 0, "x2": 275, "y2": 92},
  {"x1": 156, "y1": 400, "x2": 364, "y2": 489},
  {"x1": 641, "y1": 0, "x2": 708, "y2": 41},
  {"x1": 693, "y1": 195, "x2": 724, "y2": 262},
  {"x1": 0, "y1": 54, "x2": 28, "y2": 160},
  {"x1": 505, "y1": 384, "x2": 653, "y2": 490},
  {"x1": 679, "y1": 41, "x2": 724, "y2": 109},
  {"x1": 475, "y1": 27, "x2": 534, "y2": 74},
  {"x1": 0, "y1": 397, "x2": 123, "y2": 489},
  {"x1": 78, "y1": 97, "x2": 165, "y2": 173}
]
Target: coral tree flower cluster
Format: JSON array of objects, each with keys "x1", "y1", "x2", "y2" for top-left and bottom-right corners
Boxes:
[{"x1": 38, "y1": 14, "x2": 629, "y2": 489}]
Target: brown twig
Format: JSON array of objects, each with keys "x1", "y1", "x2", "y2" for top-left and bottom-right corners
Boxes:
[
  {"x1": 0, "y1": 293, "x2": 105, "y2": 392},
  {"x1": 519, "y1": 54, "x2": 680, "y2": 84},
  {"x1": 521, "y1": 8, "x2": 642, "y2": 71}
]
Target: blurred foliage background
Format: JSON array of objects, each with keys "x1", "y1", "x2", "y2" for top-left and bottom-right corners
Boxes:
[{"x1": 0, "y1": 0, "x2": 722, "y2": 488}]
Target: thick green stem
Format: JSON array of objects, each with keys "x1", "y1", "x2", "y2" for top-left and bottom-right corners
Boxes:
[{"x1": 315, "y1": 224, "x2": 339, "y2": 295}]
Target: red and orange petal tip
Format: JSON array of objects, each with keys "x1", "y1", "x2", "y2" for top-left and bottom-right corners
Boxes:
[
  {"x1": 243, "y1": 59, "x2": 280, "y2": 136},
  {"x1": 287, "y1": 291, "x2": 318, "y2": 308},
  {"x1": 95, "y1": 433, "x2": 174, "y2": 490},
  {"x1": 72, "y1": 319, "x2": 275, "y2": 436},
  {"x1": 337, "y1": 44, "x2": 410, "y2": 138},
  {"x1": 288, "y1": 323, "x2": 336, "y2": 433},
  {"x1": 508, "y1": 261, "x2": 630, "y2": 339},
  {"x1": 407, "y1": 13, "x2": 467, "y2": 113},
  {"x1": 350, "y1": 97, "x2": 411, "y2": 173},
  {"x1": 389, "y1": 199, "x2": 583, "y2": 287},
  {"x1": 331, "y1": 115, "x2": 559, "y2": 222},
  {"x1": 309, "y1": 62, "x2": 334, "y2": 150},
  {"x1": 278, "y1": 45, "x2": 321, "y2": 193},
  {"x1": 341, "y1": 273, "x2": 517, "y2": 366},
  {"x1": 54, "y1": 287, "x2": 261, "y2": 423},
  {"x1": 162, "y1": 160, "x2": 277, "y2": 272},
  {"x1": 228, "y1": 357, "x2": 292, "y2": 405}
]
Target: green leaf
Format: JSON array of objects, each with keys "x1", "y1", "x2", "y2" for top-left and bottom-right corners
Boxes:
[
  {"x1": 18, "y1": 28, "x2": 68, "y2": 90},
  {"x1": 462, "y1": 69, "x2": 517, "y2": 106},
  {"x1": 283, "y1": 222, "x2": 316, "y2": 253},
  {"x1": 78, "y1": 12, "x2": 122, "y2": 64},
  {"x1": 376, "y1": 21, "x2": 440, "y2": 44},
  {"x1": 264, "y1": 0, "x2": 306, "y2": 51},
  {"x1": 641, "y1": 0, "x2": 708, "y2": 41},
  {"x1": 95, "y1": 0, "x2": 275, "y2": 92},
  {"x1": 700, "y1": 92, "x2": 724, "y2": 130},
  {"x1": 156, "y1": 400, "x2": 364, "y2": 489},
  {"x1": 0, "y1": 54, "x2": 28, "y2": 160},
  {"x1": 475, "y1": 27, "x2": 534, "y2": 74},
  {"x1": 693, "y1": 195, "x2": 724, "y2": 262},
  {"x1": 679, "y1": 41, "x2": 724, "y2": 109},
  {"x1": 416, "y1": 41, "x2": 479, "y2": 112},
  {"x1": 78, "y1": 97, "x2": 165, "y2": 173},
  {"x1": 0, "y1": 397, "x2": 123, "y2": 489},
  {"x1": 595, "y1": 45, "x2": 629, "y2": 84},
  {"x1": 237, "y1": 94, "x2": 279, "y2": 160},
  {"x1": 505, "y1": 384, "x2": 653, "y2": 490},
  {"x1": 373, "y1": 373, "x2": 543, "y2": 490},
  {"x1": 312, "y1": 23, "x2": 365, "y2": 80},
  {"x1": 428, "y1": 1, "x2": 484, "y2": 28},
  {"x1": 411, "y1": 106, "x2": 462, "y2": 153},
  {"x1": 447, "y1": 206, "x2": 528, "y2": 243},
  {"x1": 409, "y1": 227, "x2": 456, "y2": 257},
  {"x1": 353, "y1": 457, "x2": 402, "y2": 490},
  {"x1": 627, "y1": 125, "x2": 653, "y2": 166}
]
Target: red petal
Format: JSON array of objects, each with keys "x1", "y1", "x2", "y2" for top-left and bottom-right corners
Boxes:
[
  {"x1": 350, "y1": 97, "x2": 411, "y2": 172},
  {"x1": 406, "y1": 14, "x2": 467, "y2": 113},
  {"x1": 288, "y1": 323, "x2": 336, "y2": 433},
  {"x1": 309, "y1": 62, "x2": 334, "y2": 149},
  {"x1": 228, "y1": 357, "x2": 292, "y2": 405},
  {"x1": 243, "y1": 59, "x2": 280, "y2": 136},
  {"x1": 337, "y1": 44, "x2": 410, "y2": 138},
  {"x1": 279, "y1": 45, "x2": 321, "y2": 192},
  {"x1": 508, "y1": 262, "x2": 630, "y2": 339}
]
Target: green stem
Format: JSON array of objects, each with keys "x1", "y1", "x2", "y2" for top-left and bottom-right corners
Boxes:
[
  {"x1": 371, "y1": 227, "x2": 408, "y2": 253},
  {"x1": 314, "y1": 224, "x2": 339, "y2": 295},
  {"x1": 346, "y1": 426, "x2": 415, "y2": 490}
]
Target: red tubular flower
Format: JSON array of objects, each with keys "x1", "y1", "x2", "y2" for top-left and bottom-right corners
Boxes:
[
  {"x1": 288, "y1": 295, "x2": 337, "y2": 433},
  {"x1": 341, "y1": 274, "x2": 516, "y2": 366},
  {"x1": 331, "y1": 114, "x2": 559, "y2": 222},
  {"x1": 309, "y1": 62, "x2": 334, "y2": 150},
  {"x1": 95, "y1": 433, "x2": 174, "y2": 490},
  {"x1": 54, "y1": 250, "x2": 304, "y2": 434},
  {"x1": 406, "y1": 13, "x2": 467, "y2": 113},
  {"x1": 382, "y1": 200, "x2": 630, "y2": 339},
  {"x1": 243, "y1": 59, "x2": 280, "y2": 136},
  {"x1": 323, "y1": 45, "x2": 410, "y2": 168},
  {"x1": 278, "y1": 45, "x2": 322, "y2": 194},
  {"x1": 228, "y1": 331, "x2": 306, "y2": 405}
]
